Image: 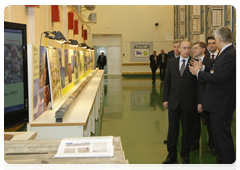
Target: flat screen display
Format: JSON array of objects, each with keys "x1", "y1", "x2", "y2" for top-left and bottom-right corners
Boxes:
[{"x1": 4, "y1": 28, "x2": 25, "y2": 113}]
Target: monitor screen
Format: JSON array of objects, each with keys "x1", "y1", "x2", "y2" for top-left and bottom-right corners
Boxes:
[
  {"x1": 4, "y1": 21, "x2": 28, "y2": 129},
  {"x1": 4, "y1": 28, "x2": 25, "y2": 113}
]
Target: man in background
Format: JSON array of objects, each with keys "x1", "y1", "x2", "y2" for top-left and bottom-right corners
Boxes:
[
  {"x1": 149, "y1": 51, "x2": 159, "y2": 82},
  {"x1": 163, "y1": 39, "x2": 181, "y2": 144},
  {"x1": 200, "y1": 36, "x2": 219, "y2": 125},
  {"x1": 191, "y1": 41, "x2": 216, "y2": 156},
  {"x1": 158, "y1": 49, "x2": 168, "y2": 82},
  {"x1": 205, "y1": 36, "x2": 219, "y2": 60},
  {"x1": 97, "y1": 52, "x2": 107, "y2": 70},
  {"x1": 167, "y1": 40, "x2": 180, "y2": 60}
]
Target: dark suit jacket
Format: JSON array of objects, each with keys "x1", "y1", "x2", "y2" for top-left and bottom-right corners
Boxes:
[
  {"x1": 198, "y1": 45, "x2": 236, "y2": 114},
  {"x1": 197, "y1": 57, "x2": 214, "y2": 104},
  {"x1": 167, "y1": 50, "x2": 175, "y2": 60},
  {"x1": 163, "y1": 56, "x2": 198, "y2": 111},
  {"x1": 149, "y1": 54, "x2": 159, "y2": 68},
  {"x1": 97, "y1": 55, "x2": 107, "y2": 66},
  {"x1": 205, "y1": 49, "x2": 210, "y2": 59},
  {"x1": 158, "y1": 53, "x2": 168, "y2": 66}
]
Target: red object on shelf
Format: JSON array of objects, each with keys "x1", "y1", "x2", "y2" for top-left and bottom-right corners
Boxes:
[
  {"x1": 84, "y1": 29, "x2": 87, "y2": 40},
  {"x1": 51, "y1": 5, "x2": 60, "y2": 22},
  {"x1": 68, "y1": 12, "x2": 74, "y2": 30},
  {"x1": 26, "y1": 5, "x2": 40, "y2": 8},
  {"x1": 74, "y1": 20, "x2": 78, "y2": 35}
]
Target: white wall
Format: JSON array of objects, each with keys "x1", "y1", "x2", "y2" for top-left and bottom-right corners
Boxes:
[
  {"x1": 84, "y1": 5, "x2": 174, "y2": 74},
  {"x1": 93, "y1": 34, "x2": 122, "y2": 75}
]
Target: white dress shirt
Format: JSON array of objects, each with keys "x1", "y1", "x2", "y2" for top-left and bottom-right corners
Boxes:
[
  {"x1": 209, "y1": 50, "x2": 219, "y2": 60},
  {"x1": 199, "y1": 55, "x2": 205, "y2": 62}
]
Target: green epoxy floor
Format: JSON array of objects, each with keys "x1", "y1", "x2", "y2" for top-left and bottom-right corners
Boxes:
[{"x1": 98, "y1": 75, "x2": 236, "y2": 164}]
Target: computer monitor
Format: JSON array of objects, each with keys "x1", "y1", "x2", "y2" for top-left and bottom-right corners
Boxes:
[{"x1": 4, "y1": 21, "x2": 28, "y2": 130}]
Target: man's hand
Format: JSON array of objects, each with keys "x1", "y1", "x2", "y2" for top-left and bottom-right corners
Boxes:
[
  {"x1": 190, "y1": 59, "x2": 203, "y2": 70},
  {"x1": 197, "y1": 104, "x2": 203, "y2": 113},
  {"x1": 163, "y1": 101, "x2": 168, "y2": 108},
  {"x1": 189, "y1": 60, "x2": 200, "y2": 76}
]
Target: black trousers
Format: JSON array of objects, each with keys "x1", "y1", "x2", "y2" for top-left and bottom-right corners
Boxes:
[
  {"x1": 210, "y1": 113, "x2": 235, "y2": 164},
  {"x1": 151, "y1": 65, "x2": 158, "y2": 81},
  {"x1": 160, "y1": 63, "x2": 166, "y2": 81},
  {"x1": 167, "y1": 106, "x2": 195, "y2": 159},
  {"x1": 191, "y1": 110, "x2": 215, "y2": 149},
  {"x1": 204, "y1": 111, "x2": 214, "y2": 149},
  {"x1": 98, "y1": 64, "x2": 104, "y2": 70},
  {"x1": 191, "y1": 111, "x2": 201, "y2": 148}
]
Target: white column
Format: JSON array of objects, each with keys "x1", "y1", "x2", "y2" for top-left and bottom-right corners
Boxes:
[
  {"x1": 62, "y1": 5, "x2": 68, "y2": 41},
  {"x1": 28, "y1": 7, "x2": 35, "y2": 44}
]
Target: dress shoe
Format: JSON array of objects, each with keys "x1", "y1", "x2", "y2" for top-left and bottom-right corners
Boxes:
[
  {"x1": 210, "y1": 148, "x2": 217, "y2": 156},
  {"x1": 163, "y1": 140, "x2": 167, "y2": 144},
  {"x1": 182, "y1": 157, "x2": 190, "y2": 164},
  {"x1": 162, "y1": 157, "x2": 176, "y2": 164},
  {"x1": 206, "y1": 166, "x2": 222, "y2": 170},
  {"x1": 190, "y1": 146, "x2": 199, "y2": 151}
]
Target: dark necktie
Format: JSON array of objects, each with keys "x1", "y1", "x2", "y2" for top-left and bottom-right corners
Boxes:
[
  {"x1": 212, "y1": 54, "x2": 215, "y2": 59},
  {"x1": 180, "y1": 59, "x2": 185, "y2": 77}
]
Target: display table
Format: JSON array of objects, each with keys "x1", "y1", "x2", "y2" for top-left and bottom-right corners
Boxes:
[
  {"x1": 4, "y1": 136, "x2": 128, "y2": 164},
  {"x1": 4, "y1": 131, "x2": 37, "y2": 140},
  {"x1": 27, "y1": 70, "x2": 104, "y2": 139}
]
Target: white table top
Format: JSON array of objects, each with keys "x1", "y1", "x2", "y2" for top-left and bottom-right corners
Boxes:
[{"x1": 31, "y1": 69, "x2": 104, "y2": 127}]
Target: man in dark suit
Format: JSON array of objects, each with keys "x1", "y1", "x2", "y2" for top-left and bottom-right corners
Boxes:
[
  {"x1": 158, "y1": 49, "x2": 168, "y2": 82},
  {"x1": 97, "y1": 52, "x2": 107, "y2": 70},
  {"x1": 163, "y1": 39, "x2": 181, "y2": 145},
  {"x1": 162, "y1": 40, "x2": 198, "y2": 164},
  {"x1": 167, "y1": 40, "x2": 180, "y2": 60},
  {"x1": 201, "y1": 36, "x2": 219, "y2": 125},
  {"x1": 189, "y1": 26, "x2": 236, "y2": 164},
  {"x1": 190, "y1": 42, "x2": 216, "y2": 156},
  {"x1": 206, "y1": 36, "x2": 219, "y2": 60},
  {"x1": 149, "y1": 51, "x2": 159, "y2": 82}
]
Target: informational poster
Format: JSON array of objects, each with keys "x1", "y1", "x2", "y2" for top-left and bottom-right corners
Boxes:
[
  {"x1": 64, "y1": 49, "x2": 69, "y2": 86},
  {"x1": 68, "y1": 49, "x2": 73, "y2": 84},
  {"x1": 47, "y1": 47, "x2": 63, "y2": 109},
  {"x1": 32, "y1": 45, "x2": 40, "y2": 80},
  {"x1": 77, "y1": 50, "x2": 81, "y2": 78},
  {"x1": 74, "y1": 50, "x2": 79, "y2": 82},
  {"x1": 79, "y1": 50, "x2": 84, "y2": 75},
  {"x1": 57, "y1": 48, "x2": 65, "y2": 89},
  {"x1": 84, "y1": 51, "x2": 89, "y2": 72},
  {"x1": 32, "y1": 46, "x2": 51, "y2": 120},
  {"x1": 33, "y1": 78, "x2": 44, "y2": 120},
  {"x1": 134, "y1": 45, "x2": 149, "y2": 58}
]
